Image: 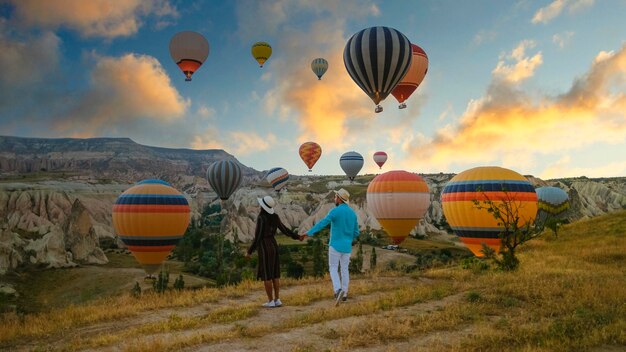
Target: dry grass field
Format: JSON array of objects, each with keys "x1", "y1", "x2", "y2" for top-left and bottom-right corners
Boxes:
[{"x1": 1, "y1": 211, "x2": 624, "y2": 351}]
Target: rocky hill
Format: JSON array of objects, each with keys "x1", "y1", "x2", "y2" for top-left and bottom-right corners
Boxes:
[{"x1": 1, "y1": 137, "x2": 625, "y2": 276}]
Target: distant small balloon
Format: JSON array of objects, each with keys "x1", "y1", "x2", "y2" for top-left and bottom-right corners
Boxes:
[
  {"x1": 340, "y1": 151, "x2": 364, "y2": 181},
  {"x1": 311, "y1": 58, "x2": 328, "y2": 80},
  {"x1": 206, "y1": 160, "x2": 243, "y2": 200},
  {"x1": 252, "y1": 42, "x2": 272, "y2": 68},
  {"x1": 373, "y1": 151, "x2": 388, "y2": 169},
  {"x1": 299, "y1": 142, "x2": 322, "y2": 172},
  {"x1": 169, "y1": 31, "x2": 209, "y2": 81},
  {"x1": 266, "y1": 167, "x2": 289, "y2": 192}
]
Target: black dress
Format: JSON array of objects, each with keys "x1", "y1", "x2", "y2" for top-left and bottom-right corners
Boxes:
[{"x1": 247, "y1": 210, "x2": 299, "y2": 280}]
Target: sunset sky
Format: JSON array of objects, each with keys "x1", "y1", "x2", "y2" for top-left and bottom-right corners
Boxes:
[{"x1": 1, "y1": 0, "x2": 625, "y2": 178}]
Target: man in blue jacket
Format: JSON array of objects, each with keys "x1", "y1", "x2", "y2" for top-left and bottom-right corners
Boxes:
[{"x1": 301, "y1": 188, "x2": 360, "y2": 306}]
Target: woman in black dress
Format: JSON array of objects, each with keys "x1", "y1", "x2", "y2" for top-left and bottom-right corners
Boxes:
[{"x1": 246, "y1": 195, "x2": 300, "y2": 307}]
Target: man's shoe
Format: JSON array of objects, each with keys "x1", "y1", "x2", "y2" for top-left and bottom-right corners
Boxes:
[
  {"x1": 342, "y1": 294, "x2": 347, "y2": 302},
  {"x1": 334, "y1": 289, "x2": 344, "y2": 307}
]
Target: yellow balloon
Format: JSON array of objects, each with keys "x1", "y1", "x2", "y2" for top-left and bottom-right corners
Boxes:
[{"x1": 252, "y1": 42, "x2": 272, "y2": 67}]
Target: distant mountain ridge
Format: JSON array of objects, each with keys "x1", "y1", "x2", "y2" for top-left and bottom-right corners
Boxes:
[{"x1": 0, "y1": 136, "x2": 260, "y2": 181}]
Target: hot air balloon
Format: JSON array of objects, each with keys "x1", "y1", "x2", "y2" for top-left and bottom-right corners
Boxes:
[
  {"x1": 373, "y1": 151, "x2": 388, "y2": 169},
  {"x1": 340, "y1": 151, "x2": 364, "y2": 181},
  {"x1": 441, "y1": 166, "x2": 538, "y2": 257},
  {"x1": 311, "y1": 58, "x2": 328, "y2": 80},
  {"x1": 169, "y1": 31, "x2": 209, "y2": 81},
  {"x1": 266, "y1": 167, "x2": 289, "y2": 192},
  {"x1": 112, "y1": 179, "x2": 190, "y2": 275},
  {"x1": 367, "y1": 171, "x2": 430, "y2": 245},
  {"x1": 207, "y1": 160, "x2": 242, "y2": 200},
  {"x1": 536, "y1": 186, "x2": 569, "y2": 217},
  {"x1": 391, "y1": 44, "x2": 428, "y2": 109},
  {"x1": 252, "y1": 42, "x2": 272, "y2": 68},
  {"x1": 343, "y1": 26, "x2": 412, "y2": 113},
  {"x1": 299, "y1": 142, "x2": 322, "y2": 172}
]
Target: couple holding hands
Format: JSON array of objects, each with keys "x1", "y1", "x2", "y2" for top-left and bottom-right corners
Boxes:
[{"x1": 245, "y1": 189, "x2": 360, "y2": 308}]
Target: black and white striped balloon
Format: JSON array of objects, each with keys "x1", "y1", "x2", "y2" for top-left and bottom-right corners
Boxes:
[
  {"x1": 343, "y1": 26, "x2": 412, "y2": 113},
  {"x1": 206, "y1": 160, "x2": 242, "y2": 200}
]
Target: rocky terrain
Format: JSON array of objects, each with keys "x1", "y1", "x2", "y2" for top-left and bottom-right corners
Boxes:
[{"x1": 1, "y1": 136, "x2": 625, "y2": 278}]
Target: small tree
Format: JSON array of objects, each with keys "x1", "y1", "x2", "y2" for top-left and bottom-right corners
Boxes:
[
  {"x1": 173, "y1": 274, "x2": 185, "y2": 290},
  {"x1": 153, "y1": 270, "x2": 170, "y2": 293},
  {"x1": 370, "y1": 247, "x2": 377, "y2": 270},
  {"x1": 311, "y1": 237, "x2": 326, "y2": 277},
  {"x1": 349, "y1": 242, "x2": 364, "y2": 273},
  {"x1": 473, "y1": 188, "x2": 543, "y2": 271},
  {"x1": 131, "y1": 281, "x2": 142, "y2": 297}
]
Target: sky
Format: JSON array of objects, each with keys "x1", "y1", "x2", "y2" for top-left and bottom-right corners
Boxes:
[{"x1": 1, "y1": 0, "x2": 625, "y2": 179}]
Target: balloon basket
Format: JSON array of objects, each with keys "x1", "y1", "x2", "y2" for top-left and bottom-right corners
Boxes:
[
  {"x1": 399, "y1": 103, "x2": 406, "y2": 109},
  {"x1": 185, "y1": 77, "x2": 192, "y2": 82},
  {"x1": 375, "y1": 105, "x2": 383, "y2": 113},
  {"x1": 144, "y1": 275, "x2": 157, "y2": 282}
]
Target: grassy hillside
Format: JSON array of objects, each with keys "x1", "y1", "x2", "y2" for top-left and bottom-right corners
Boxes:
[{"x1": 0, "y1": 211, "x2": 624, "y2": 351}]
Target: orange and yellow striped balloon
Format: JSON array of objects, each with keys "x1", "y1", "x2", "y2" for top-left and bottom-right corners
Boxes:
[
  {"x1": 441, "y1": 166, "x2": 538, "y2": 257},
  {"x1": 366, "y1": 170, "x2": 430, "y2": 244},
  {"x1": 112, "y1": 179, "x2": 190, "y2": 275},
  {"x1": 299, "y1": 141, "x2": 322, "y2": 172}
]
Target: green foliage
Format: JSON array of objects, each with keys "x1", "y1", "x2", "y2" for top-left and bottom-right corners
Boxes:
[
  {"x1": 465, "y1": 291, "x2": 482, "y2": 302},
  {"x1": 472, "y1": 186, "x2": 543, "y2": 271},
  {"x1": 131, "y1": 281, "x2": 141, "y2": 297},
  {"x1": 286, "y1": 261, "x2": 305, "y2": 279},
  {"x1": 370, "y1": 247, "x2": 377, "y2": 270},
  {"x1": 349, "y1": 242, "x2": 364, "y2": 274},
  {"x1": 309, "y1": 235, "x2": 328, "y2": 277},
  {"x1": 460, "y1": 257, "x2": 490, "y2": 273},
  {"x1": 173, "y1": 275, "x2": 184, "y2": 290},
  {"x1": 153, "y1": 270, "x2": 169, "y2": 294}
]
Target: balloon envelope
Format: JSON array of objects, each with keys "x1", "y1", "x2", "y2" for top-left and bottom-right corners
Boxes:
[
  {"x1": 367, "y1": 171, "x2": 430, "y2": 244},
  {"x1": 169, "y1": 31, "x2": 209, "y2": 81},
  {"x1": 299, "y1": 142, "x2": 322, "y2": 171},
  {"x1": 340, "y1": 151, "x2": 364, "y2": 181},
  {"x1": 207, "y1": 160, "x2": 243, "y2": 200},
  {"x1": 391, "y1": 44, "x2": 428, "y2": 107},
  {"x1": 311, "y1": 58, "x2": 329, "y2": 80},
  {"x1": 252, "y1": 42, "x2": 272, "y2": 67},
  {"x1": 112, "y1": 179, "x2": 190, "y2": 275},
  {"x1": 266, "y1": 167, "x2": 289, "y2": 192},
  {"x1": 373, "y1": 151, "x2": 388, "y2": 169},
  {"x1": 343, "y1": 26, "x2": 412, "y2": 112},
  {"x1": 536, "y1": 186, "x2": 570, "y2": 215},
  {"x1": 441, "y1": 166, "x2": 538, "y2": 257}
]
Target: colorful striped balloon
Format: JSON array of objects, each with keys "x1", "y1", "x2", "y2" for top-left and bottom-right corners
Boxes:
[
  {"x1": 311, "y1": 58, "x2": 328, "y2": 80},
  {"x1": 536, "y1": 186, "x2": 570, "y2": 215},
  {"x1": 441, "y1": 166, "x2": 538, "y2": 257},
  {"x1": 340, "y1": 151, "x2": 364, "y2": 181},
  {"x1": 391, "y1": 44, "x2": 428, "y2": 109},
  {"x1": 367, "y1": 171, "x2": 430, "y2": 244},
  {"x1": 266, "y1": 167, "x2": 289, "y2": 192},
  {"x1": 373, "y1": 151, "x2": 388, "y2": 169},
  {"x1": 207, "y1": 160, "x2": 243, "y2": 200},
  {"x1": 299, "y1": 142, "x2": 322, "y2": 172},
  {"x1": 343, "y1": 26, "x2": 412, "y2": 113},
  {"x1": 112, "y1": 179, "x2": 190, "y2": 275}
]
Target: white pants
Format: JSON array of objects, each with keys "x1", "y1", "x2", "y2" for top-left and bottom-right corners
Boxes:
[{"x1": 328, "y1": 246, "x2": 351, "y2": 294}]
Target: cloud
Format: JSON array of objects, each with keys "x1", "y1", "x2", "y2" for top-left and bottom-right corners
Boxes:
[
  {"x1": 235, "y1": 1, "x2": 398, "y2": 152},
  {"x1": 7, "y1": 0, "x2": 178, "y2": 38},
  {"x1": 492, "y1": 40, "x2": 543, "y2": 83},
  {"x1": 552, "y1": 31, "x2": 574, "y2": 49},
  {"x1": 531, "y1": 0, "x2": 594, "y2": 24},
  {"x1": 404, "y1": 44, "x2": 626, "y2": 173},
  {"x1": 53, "y1": 53, "x2": 189, "y2": 136},
  {"x1": 472, "y1": 30, "x2": 498, "y2": 46},
  {"x1": 0, "y1": 22, "x2": 61, "y2": 112},
  {"x1": 191, "y1": 129, "x2": 277, "y2": 156},
  {"x1": 540, "y1": 155, "x2": 626, "y2": 178}
]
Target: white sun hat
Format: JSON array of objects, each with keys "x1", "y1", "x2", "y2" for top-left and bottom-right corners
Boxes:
[
  {"x1": 334, "y1": 188, "x2": 350, "y2": 204},
  {"x1": 258, "y1": 195, "x2": 276, "y2": 214}
]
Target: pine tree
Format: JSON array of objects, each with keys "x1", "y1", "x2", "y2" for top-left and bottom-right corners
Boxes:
[
  {"x1": 173, "y1": 274, "x2": 185, "y2": 290},
  {"x1": 370, "y1": 247, "x2": 377, "y2": 270},
  {"x1": 153, "y1": 270, "x2": 170, "y2": 293},
  {"x1": 131, "y1": 281, "x2": 141, "y2": 297}
]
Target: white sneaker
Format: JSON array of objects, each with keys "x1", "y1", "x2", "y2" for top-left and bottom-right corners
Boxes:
[
  {"x1": 262, "y1": 300, "x2": 276, "y2": 308},
  {"x1": 334, "y1": 289, "x2": 344, "y2": 307},
  {"x1": 274, "y1": 298, "x2": 282, "y2": 307}
]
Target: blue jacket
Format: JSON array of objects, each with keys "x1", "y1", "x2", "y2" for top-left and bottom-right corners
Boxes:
[{"x1": 306, "y1": 203, "x2": 360, "y2": 253}]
